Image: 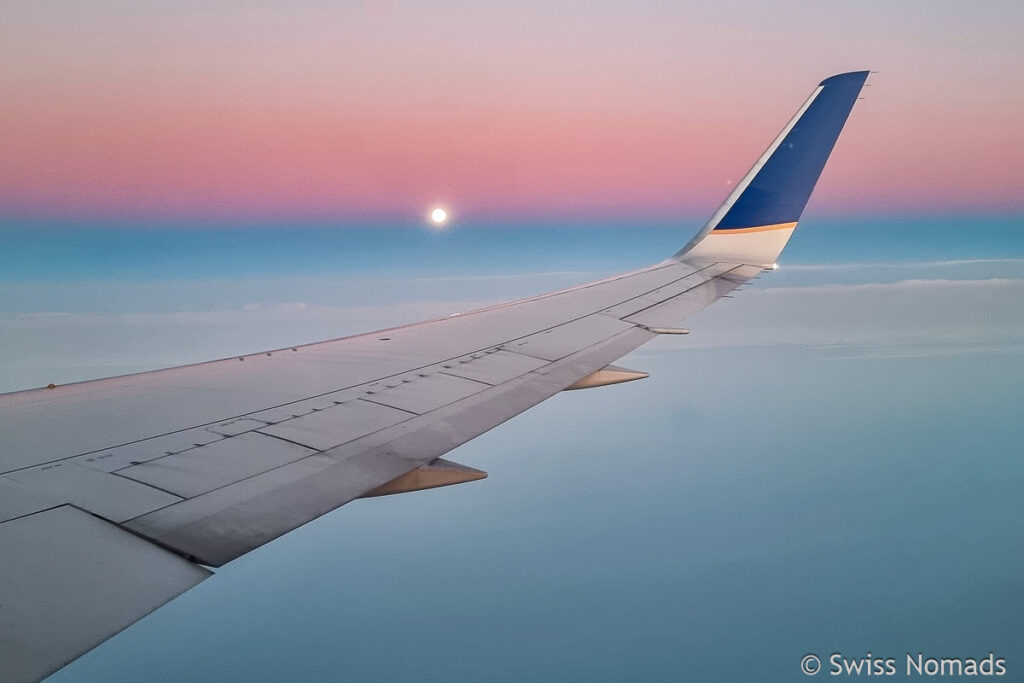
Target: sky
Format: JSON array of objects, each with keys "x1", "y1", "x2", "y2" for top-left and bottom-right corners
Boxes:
[
  {"x1": 2, "y1": 0, "x2": 1023, "y2": 222},
  {"x1": 2, "y1": 1, "x2": 1024, "y2": 681}
]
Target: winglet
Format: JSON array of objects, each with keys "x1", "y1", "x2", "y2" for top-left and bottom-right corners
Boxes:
[{"x1": 676, "y1": 71, "x2": 869, "y2": 266}]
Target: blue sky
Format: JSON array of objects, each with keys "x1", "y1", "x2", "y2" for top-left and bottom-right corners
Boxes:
[{"x1": 1, "y1": 216, "x2": 1020, "y2": 681}]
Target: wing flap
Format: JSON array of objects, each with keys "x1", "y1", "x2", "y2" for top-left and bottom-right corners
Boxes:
[
  {"x1": 124, "y1": 453, "x2": 406, "y2": 565},
  {"x1": 0, "y1": 506, "x2": 211, "y2": 683}
]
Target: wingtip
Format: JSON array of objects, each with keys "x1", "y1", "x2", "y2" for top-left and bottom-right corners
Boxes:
[
  {"x1": 819, "y1": 70, "x2": 871, "y2": 87},
  {"x1": 676, "y1": 70, "x2": 868, "y2": 265}
]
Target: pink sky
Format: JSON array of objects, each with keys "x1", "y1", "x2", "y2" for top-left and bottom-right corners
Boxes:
[{"x1": 2, "y1": 1, "x2": 1022, "y2": 222}]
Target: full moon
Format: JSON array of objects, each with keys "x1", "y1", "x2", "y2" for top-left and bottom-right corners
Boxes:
[{"x1": 430, "y1": 208, "x2": 448, "y2": 225}]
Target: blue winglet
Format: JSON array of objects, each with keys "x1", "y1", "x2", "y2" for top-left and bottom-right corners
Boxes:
[
  {"x1": 675, "y1": 71, "x2": 869, "y2": 265},
  {"x1": 715, "y1": 71, "x2": 869, "y2": 230}
]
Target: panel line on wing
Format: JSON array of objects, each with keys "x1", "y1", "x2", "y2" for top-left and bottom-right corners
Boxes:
[
  {"x1": 614, "y1": 263, "x2": 750, "y2": 320},
  {"x1": 599, "y1": 262, "x2": 735, "y2": 319}
]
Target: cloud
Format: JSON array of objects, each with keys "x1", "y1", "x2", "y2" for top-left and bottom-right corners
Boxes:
[
  {"x1": 641, "y1": 277, "x2": 1024, "y2": 357},
  {"x1": 762, "y1": 258, "x2": 1024, "y2": 290},
  {"x1": 781, "y1": 258, "x2": 1024, "y2": 271},
  {"x1": 0, "y1": 271, "x2": 592, "y2": 317}
]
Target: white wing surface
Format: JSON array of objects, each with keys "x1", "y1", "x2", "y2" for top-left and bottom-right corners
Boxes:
[{"x1": 0, "y1": 72, "x2": 868, "y2": 682}]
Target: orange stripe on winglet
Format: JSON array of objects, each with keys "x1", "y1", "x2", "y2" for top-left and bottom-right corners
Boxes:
[{"x1": 710, "y1": 222, "x2": 798, "y2": 234}]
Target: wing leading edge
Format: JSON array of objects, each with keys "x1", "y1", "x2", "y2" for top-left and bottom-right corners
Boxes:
[{"x1": 0, "y1": 72, "x2": 868, "y2": 682}]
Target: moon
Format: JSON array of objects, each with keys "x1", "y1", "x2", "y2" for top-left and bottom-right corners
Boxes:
[{"x1": 430, "y1": 207, "x2": 448, "y2": 226}]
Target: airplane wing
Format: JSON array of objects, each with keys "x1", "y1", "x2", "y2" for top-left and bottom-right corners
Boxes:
[{"x1": 0, "y1": 71, "x2": 868, "y2": 682}]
